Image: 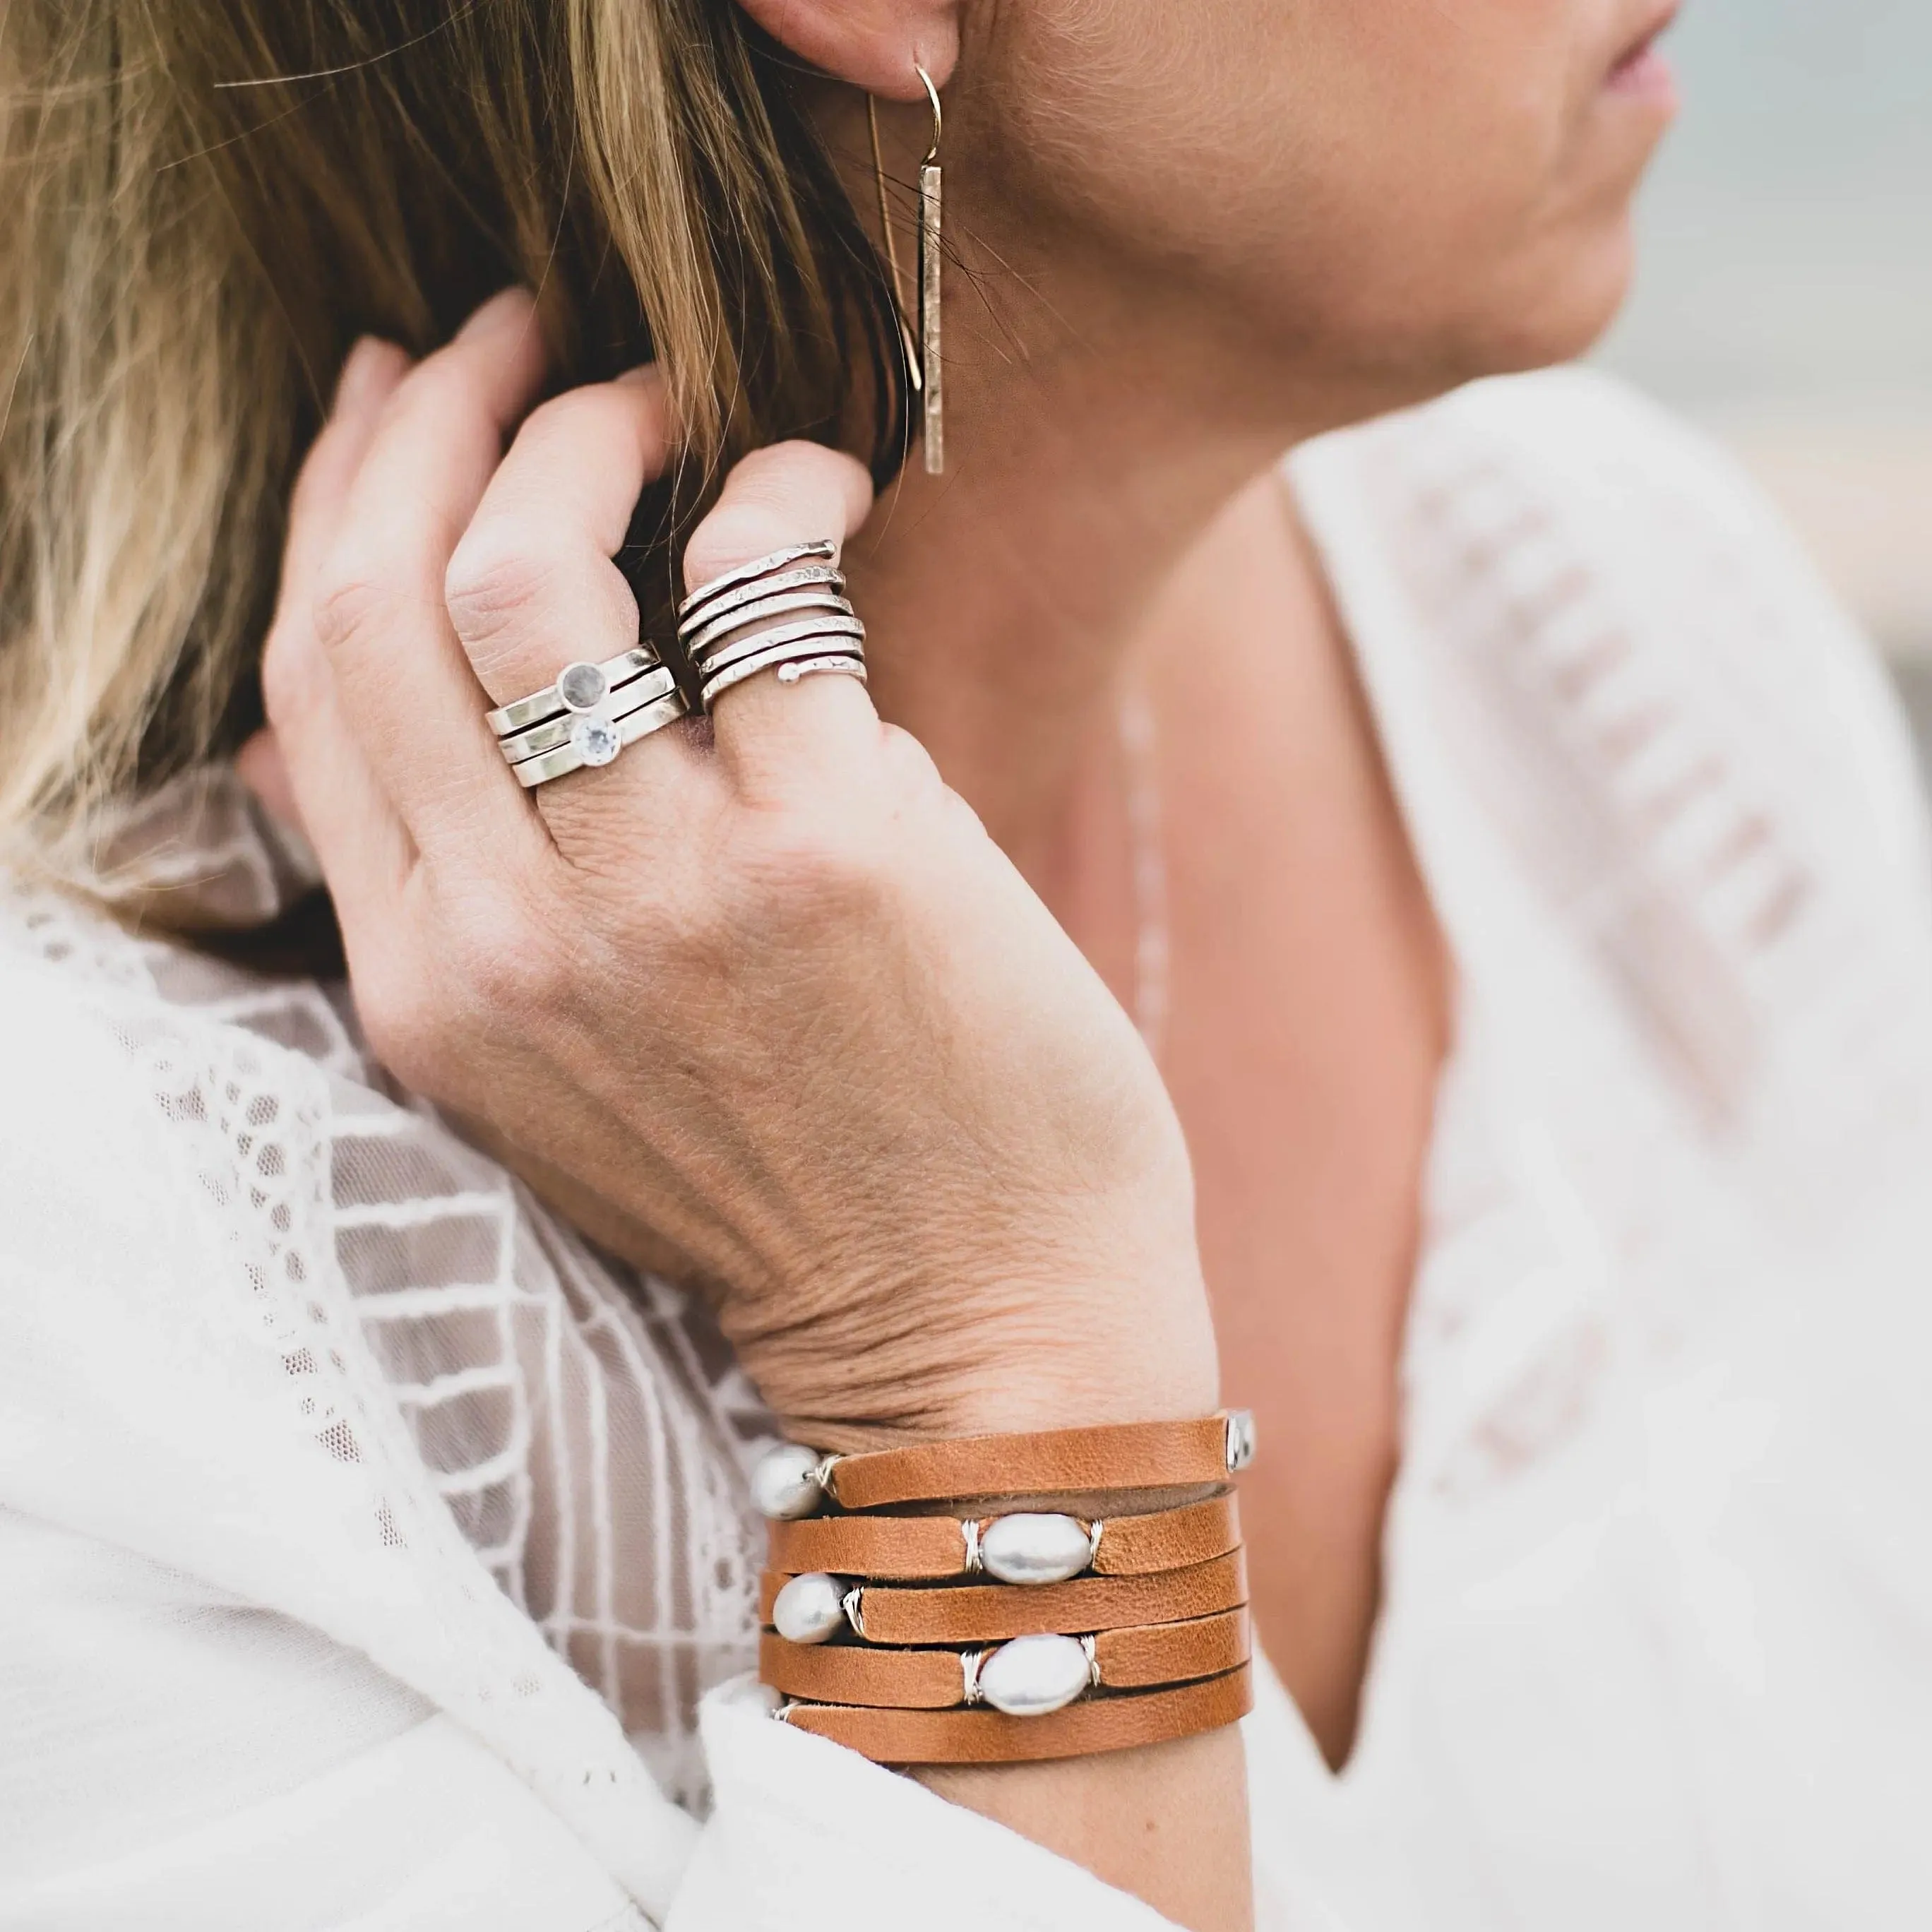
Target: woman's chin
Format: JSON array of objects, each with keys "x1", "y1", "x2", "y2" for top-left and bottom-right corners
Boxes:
[{"x1": 1453, "y1": 215, "x2": 1642, "y2": 381}]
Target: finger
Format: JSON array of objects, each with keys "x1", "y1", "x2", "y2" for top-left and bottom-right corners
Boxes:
[
  {"x1": 680, "y1": 442, "x2": 879, "y2": 802},
  {"x1": 261, "y1": 341, "x2": 418, "y2": 932},
  {"x1": 309, "y1": 288, "x2": 553, "y2": 861},
  {"x1": 441, "y1": 366, "x2": 710, "y2": 811},
  {"x1": 444, "y1": 367, "x2": 666, "y2": 701},
  {"x1": 236, "y1": 727, "x2": 303, "y2": 844}
]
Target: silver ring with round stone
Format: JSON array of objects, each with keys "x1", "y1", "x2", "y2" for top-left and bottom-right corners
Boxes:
[
  {"x1": 511, "y1": 686, "x2": 690, "y2": 789},
  {"x1": 496, "y1": 664, "x2": 679, "y2": 765},
  {"x1": 484, "y1": 643, "x2": 665, "y2": 739}
]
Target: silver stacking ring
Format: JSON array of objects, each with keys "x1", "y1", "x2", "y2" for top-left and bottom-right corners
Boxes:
[
  {"x1": 678, "y1": 542, "x2": 868, "y2": 712},
  {"x1": 675, "y1": 540, "x2": 837, "y2": 622},
  {"x1": 508, "y1": 688, "x2": 689, "y2": 789},
  {"x1": 703, "y1": 650, "x2": 866, "y2": 708},
  {"x1": 494, "y1": 663, "x2": 679, "y2": 765},
  {"x1": 484, "y1": 643, "x2": 666, "y2": 738},
  {"x1": 488, "y1": 643, "x2": 687, "y2": 790}
]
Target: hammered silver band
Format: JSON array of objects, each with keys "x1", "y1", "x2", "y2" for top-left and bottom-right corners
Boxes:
[
  {"x1": 678, "y1": 565, "x2": 847, "y2": 645},
  {"x1": 675, "y1": 540, "x2": 837, "y2": 624},
  {"x1": 703, "y1": 650, "x2": 867, "y2": 707},
  {"x1": 679, "y1": 540, "x2": 867, "y2": 713},
  {"x1": 682, "y1": 587, "x2": 854, "y2": 663},
  {"x1": 695, "y1": 614, "x2": 866, "y2": 684}
]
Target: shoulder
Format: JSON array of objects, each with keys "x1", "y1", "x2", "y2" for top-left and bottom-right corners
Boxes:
[
  {"x1": 1293, "y1": 370, "x2": 1932, "y2": 1169},
  {"x1": 1293, "y1": 366, "x2": 1932, "y2": 923}
]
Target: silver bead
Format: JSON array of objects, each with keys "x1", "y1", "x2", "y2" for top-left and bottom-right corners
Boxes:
[
  {"x1": 771, "y1": 1571, "x2": 847, "y2": 1645},
  {"x1": 1224, "y1": 1408, "x2": 1258, "y2": 1473},
  {"x1": 751, "y1": 1442, "x2": 830, "y2": 1520},
  {"x1": 978, "y1": 1513, "x2": 1094, "y2": 1586},
  {"x1": 975, "y1": 1634, "x2": 1094, "y2": 1717}
]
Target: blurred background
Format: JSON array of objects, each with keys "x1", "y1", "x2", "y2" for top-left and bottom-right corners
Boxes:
[{"x1": 1597, "y1": 0, "x2": 1932, "y2": 781}]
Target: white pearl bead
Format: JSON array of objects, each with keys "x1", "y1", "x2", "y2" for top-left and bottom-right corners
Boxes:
[
  {"x1": 979, "y1": 1513, "x2": 1092, "y2": 1586},
  {"x1": 977, "y1": 1633, "x2": 1094, "y2": 1717},
  {"x1": 751, "y1": 1443, "x2": 828, "y2": 1520},
  {"x1": 772, "y1": 1571, "x2": 847, "y2": 1645}
]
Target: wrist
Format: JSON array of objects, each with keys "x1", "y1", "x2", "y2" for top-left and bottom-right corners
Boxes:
[{"x1": 777, "y1": 1270, "x2": 1220, "y2": 1454}]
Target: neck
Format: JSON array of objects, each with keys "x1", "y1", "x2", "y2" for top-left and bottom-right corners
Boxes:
[
  {"x1": 850, "y1": 333, "x2": 1293, "y2": 866},
  {"x1": 825, "y1": 107, "x2": 1384, "y2": 880}
]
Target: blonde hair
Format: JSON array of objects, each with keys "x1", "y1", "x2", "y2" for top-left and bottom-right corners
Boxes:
[{"x1": 0, "y1": 1, "x2": 902, "y2": 864}]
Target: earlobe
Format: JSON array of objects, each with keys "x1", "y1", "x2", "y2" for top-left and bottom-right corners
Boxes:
[{"x1": 732, "y1": 0, "x2": 959, "y2": 99}]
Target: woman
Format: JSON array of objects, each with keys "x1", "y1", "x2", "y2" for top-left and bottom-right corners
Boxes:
[{"x1": 3, "y1": 0, "x2": 1929, "y2": 1926}]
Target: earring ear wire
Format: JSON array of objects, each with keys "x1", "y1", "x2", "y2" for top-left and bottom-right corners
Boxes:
[
  {"x1": 866, "y1": 69, "x2": 945, "y2": 475},
  {"x1": 866, "y1": 96, "x2": 922, "y2": 397}
]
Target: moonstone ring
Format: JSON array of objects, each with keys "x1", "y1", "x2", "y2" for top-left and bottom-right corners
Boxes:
[
  {"x1": 508, "y1": 686, "x2": 689, "y2": 789},
  {"x1": 483, "y1": 643, "x2": 667, "y2": 739}
]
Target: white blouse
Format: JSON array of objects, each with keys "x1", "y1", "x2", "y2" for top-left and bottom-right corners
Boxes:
[{"x1": 4, "y1": 368, "x2": 1930, "y2": 1930}]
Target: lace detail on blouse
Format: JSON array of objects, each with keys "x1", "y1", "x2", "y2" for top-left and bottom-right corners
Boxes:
[{"x1": 4, "y1": 799, "x2": 770, "y2": 1808}]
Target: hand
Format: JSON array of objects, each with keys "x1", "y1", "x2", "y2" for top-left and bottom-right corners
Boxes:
[{"x1": 255, "y1": 290, "x2": 1219, "y2": 1444}]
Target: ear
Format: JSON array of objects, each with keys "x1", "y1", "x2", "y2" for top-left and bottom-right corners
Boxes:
[{"x1": 733, "y1": 0, "x2": 960, "y2": 100}]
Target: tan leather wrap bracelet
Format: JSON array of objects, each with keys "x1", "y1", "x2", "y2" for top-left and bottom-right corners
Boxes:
[
  {"x1": 776, "y1": 1666, "x2": 1255, "y2": 1765},
  {"x1": 766, "y1": 1491, "x2": 1241, "y2": 1582},
  {"x1": 760, "y1": 1547, "x2": 1248, "y2": 1645},
  {"x1": 821, "y1": 1412, "x2": 1253, "y2": 1510},
  {"x1": 753, "y1": 1409, "x2": 1256, "y2": 1765},
  {"x1": 762, "y1": 1606, "x2": 1250, "y2": 1709}
]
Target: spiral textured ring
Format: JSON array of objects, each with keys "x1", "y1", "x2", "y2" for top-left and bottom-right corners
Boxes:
[
  {"x1": 676, "y1": 540, "x2": 837, "y2": 621},
  {"x1": 679, "y1": 540, "x2": 867, "y2": 712}
]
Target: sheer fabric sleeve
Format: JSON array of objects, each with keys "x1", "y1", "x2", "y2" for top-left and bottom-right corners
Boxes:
[{"x1": 0, "y1": 938, "x2": 1305, "y2": 1928}]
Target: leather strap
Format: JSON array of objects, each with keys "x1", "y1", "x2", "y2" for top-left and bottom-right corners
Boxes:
[
  {"x1": 776, "y1": 1664, "x2": 1253, "y2": 1765},
  {"x1": 821, "y1": 1413, "x2": 1244, "y2": 1510},
  {"x1": 761, "y1": 1607, "x2": 1250, "y2": 1710},
  {"x1": 759, "y1": 1549, "x2": 1247, "y2": 1645},
  {"x1": 766, "y1": 1492, "x2": 1241, "y2": 1584}
]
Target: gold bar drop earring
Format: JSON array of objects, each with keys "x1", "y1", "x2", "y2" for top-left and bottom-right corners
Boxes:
[
  {"x1": 914, "y1": 66, "x2": 943, "y2": 473},
  {"x1": 866, "y1": 67, "x2": 946, "y2": 475}
]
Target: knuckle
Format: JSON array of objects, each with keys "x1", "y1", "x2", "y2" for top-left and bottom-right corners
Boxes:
[
  {"x1": 517, "y1": 383, "x2": 610, "y2": 447},
  {"x1": 876, "y1": 724, "x2": 944, "y2": 801},
  {"x1": 682, "y1": 441, "x2": 871, "y2": 594},
  {"x1": 443, "y1": 524, "x2": 559, "y2": 640},
  {"x1": 354, "y1": 955, "x2": 445, "y2": 1090},
  {"x1": 448, "y1": 882, "x2": 564, "y2": 1012},
  {"x1": 309, "y1": 559, "x2": 396, "y2": 659},
  {"x1": 733, "y1": 806, "x2": 893, "y2": 923},
  {"x1": 680, "y1": 507, "x2": 794, "y2": 597}
]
